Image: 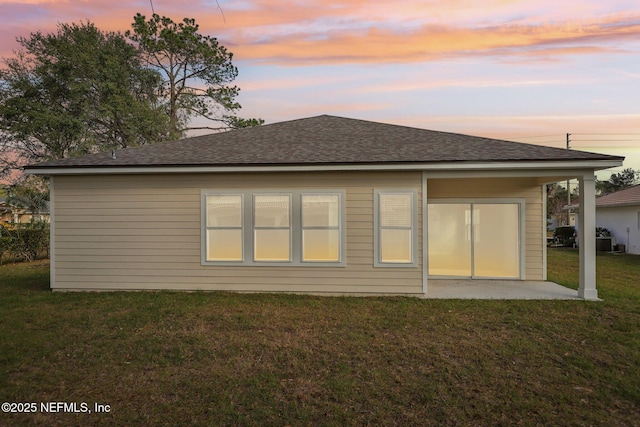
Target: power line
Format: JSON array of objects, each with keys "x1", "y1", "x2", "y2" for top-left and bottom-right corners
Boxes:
[
  {"x1": 148, "y1": 0, "x2": 226, "y2": 22},
  {"x1": 572, "y1": 133, "x2": 640, "y2": 136},
  {"x1": 216, "y1": 0, "x2": 227, "y2": 23},
  {"x1": 512, "y1": 134, "x2": 562, "y2": 139},
  {"x1": 571, "y1": 139, "x2": 639, "y2": 142},
  {"x1": 508, "y1": 133, "x2": 639, "y2": 140}
]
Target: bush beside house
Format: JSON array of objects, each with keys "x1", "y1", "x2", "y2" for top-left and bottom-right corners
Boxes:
[{"x1": 0, "y1": 223, "x2": 49, "y2": 264}]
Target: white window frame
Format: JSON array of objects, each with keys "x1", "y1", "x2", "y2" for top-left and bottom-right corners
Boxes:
[
  {"x1": 374, "y1": 189, "x2": 418, "y2": 267},
  {"x1": 203, "y1": 193, "x2": 245, "y2": 262},
  {"x1": 201, "y1": 189, "x2": 346, "y2": 266},
  {"x1": 253, "y1": 193, "x2": 292, "y2": 263},
  {"x1": 301, "y1": 192, "x2": 343, "y2": 263}
]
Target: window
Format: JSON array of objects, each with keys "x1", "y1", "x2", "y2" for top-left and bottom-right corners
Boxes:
[
  {"x1": 205, "y1": 194, "x2": 243, "y2": 261},
  {"x1": 202, "y1": 190, "x2": 345, "y2": 266},
  {"x1": 253, "y1": 194, "x2": 291, "y2": 262},
  {"x1": 374, "y1": 190, "x2": 417, "y2": 267},
  {"x1": 302, "y1": 194, "x2": 340, "y2": 262}
]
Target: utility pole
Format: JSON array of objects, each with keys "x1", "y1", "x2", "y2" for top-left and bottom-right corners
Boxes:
[{"x1": 566, "y1": 133, "x2": 571, "y2": 225}]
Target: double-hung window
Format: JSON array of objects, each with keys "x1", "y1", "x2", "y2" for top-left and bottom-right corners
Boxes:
[
  {"x1": 205, "y1": 194, "x2": 244, "y2": 261},
  {"x1": 253, "y1": 194, "x2": 291, "y2": 262},
  {"x1": 374, "y1": 190, "x2": 417, "y2": 267},
  {"x1": 202, "y1": 190, "x2": 345, "y2": 266},
  {"x1": 302, "y1": 194, "x2": 340, "y2": 262}
]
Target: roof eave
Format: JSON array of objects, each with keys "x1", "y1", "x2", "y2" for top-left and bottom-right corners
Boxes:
[
  {"x1": 25, "y1": 159, "x2": 624, "y2": 176},
  {"x1": 597, "y1": 202, "x2": 640, "y2": 208}
]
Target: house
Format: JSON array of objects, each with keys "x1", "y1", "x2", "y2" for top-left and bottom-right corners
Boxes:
[
  {"x1": 593, "y1": 184, "x2": 640, "y2": 255},
  {"x1": 0, "y1": 198, "x2": 49, "y2": 226},
  {"x1": 25, "y1": 115, "x2": 623, "y2": 299},
  {"x1": 0, "y1": 198, "x2": 13, "y2": 224}
]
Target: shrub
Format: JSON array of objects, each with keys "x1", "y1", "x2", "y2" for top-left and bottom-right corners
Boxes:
[
  {"x1": 0, "y1": 223, "x2": 50, "y2": 263},
  {"x1": 0, "y1": 236, "x2": 11, "y2": 265},
  {"x1": 553, "y1": 226, "x2": 576, "y2": 247}
]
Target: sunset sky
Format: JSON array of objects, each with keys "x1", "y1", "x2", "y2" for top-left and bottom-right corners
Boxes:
[{"x1": 1, "y1": 0, "x2": 639, "y2": 178}]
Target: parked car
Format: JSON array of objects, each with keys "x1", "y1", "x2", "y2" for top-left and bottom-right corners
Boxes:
[{"x1": 553, "y1": 226, "x2": 577, "y2": 247}]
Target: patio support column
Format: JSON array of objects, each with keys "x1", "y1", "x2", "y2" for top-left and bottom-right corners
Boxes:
[
  {"x1": 578, "y1": 173, "x2": 598, "y2": 300},
  {"x1": 49, "y1": 176, "x2": 56, "y2": 289},
  {"x1": 422, "y1": 172, "x2": 428, "y2": 295},
  {"x1": 542, "y1": 184, "x2": 548, "y2": 281}
]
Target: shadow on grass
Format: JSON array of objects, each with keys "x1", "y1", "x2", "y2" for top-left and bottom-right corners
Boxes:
[{"x1": 0, "y1": 259, "x2": 50, "y2": 293}]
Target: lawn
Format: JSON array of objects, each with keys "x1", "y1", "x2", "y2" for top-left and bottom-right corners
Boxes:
[{"x1": 1, "y1": 250, "x2": 639, "y2": 426}]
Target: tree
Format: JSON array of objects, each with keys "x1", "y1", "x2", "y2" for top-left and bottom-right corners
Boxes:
[
  {"x1": 0, "y1": 22, "x2": 169, "y2": 178},
  {"x1": 127, "y1": 13, "x2": 263, "y2": 138},
  {"x1": 596, "y1": 168, "x2": 639, "y2": 195},
  {"x1": 547, "y1": 183, "x2": 573, "y2": 226},
  {"x1": 6, "y1": 176, "x2": 49, "y2": 223}
]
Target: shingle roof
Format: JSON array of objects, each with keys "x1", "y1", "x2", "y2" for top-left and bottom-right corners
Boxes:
[
  {"x1": 25, "y1": 115, "x2": 623, "y2": 169},
  {"x1": 595, "y1": 184, "x2": 640, "y2": 207}
]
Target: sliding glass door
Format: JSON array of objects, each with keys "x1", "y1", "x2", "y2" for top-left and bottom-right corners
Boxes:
[
  {"x1": 427, "y1": 202, "x2": 521, "y2": 279},
  {"x1": 426, "y1": 204, "x2": 472, "y2": 276}
]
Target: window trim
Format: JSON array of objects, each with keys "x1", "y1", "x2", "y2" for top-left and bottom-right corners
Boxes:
[
  {"x1": 203, "y1": 193, "x2": 245, "y2": 262},
  {"x1": 374, "y1": 189, "x2": 418, "y2": 268},
  {"x1": 301, "y1": 192, "x2": 344, "y2": 263},
  {"x1": 201, "y1": 189, "x2": 346, "y2": 267},
  {"x1": 253, "y1": 193, "x2": 292, "y2": 263}
]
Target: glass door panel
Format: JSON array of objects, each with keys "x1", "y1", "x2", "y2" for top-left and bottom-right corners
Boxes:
[
  {"x1": 473, "y1": 204, "x2": 520, "y2": 278},
  {"x1": 427, "y1": 204, "x2": 472, "y2": 276},
  {"x1": 428, "y1": 202, "x2": 520, "y2": 278}
]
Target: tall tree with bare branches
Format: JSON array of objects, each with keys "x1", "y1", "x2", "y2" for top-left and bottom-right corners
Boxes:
[{"x1": 127, "y1": 13, "x2": 263, "y2": 139}]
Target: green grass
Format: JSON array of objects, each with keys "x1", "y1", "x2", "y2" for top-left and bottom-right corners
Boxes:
[{"x1": 1, "y1": 251, "x2": 639, "y2": 426}]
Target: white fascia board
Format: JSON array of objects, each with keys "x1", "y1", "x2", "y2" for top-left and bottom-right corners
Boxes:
[{"x1": 25, "y1": 159, "x2": 623, "y2": 176}]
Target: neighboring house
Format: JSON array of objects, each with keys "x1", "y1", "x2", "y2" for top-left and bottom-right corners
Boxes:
[
  {"x1": 593, "y1": 184, "x2": 640, "y2": 255},
  {"x1": 0, "y1": 198, "x2": 12, "y2": 224},
  {"x1": 25, "y1": 115, "x2": 623, "y2": 299},
  {"x1": 0, "y1": 198, "x2": 49, "y2": 225}
]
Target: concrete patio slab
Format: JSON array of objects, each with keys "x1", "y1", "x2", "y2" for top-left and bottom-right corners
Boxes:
[{"x1": 425, "y1": 280, "x2": 584, "y2": 300}]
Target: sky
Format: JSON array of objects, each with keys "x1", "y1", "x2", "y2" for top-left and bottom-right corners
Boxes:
[{"x1": 1, "y1": 0, "x2": 639, "y2": 180}]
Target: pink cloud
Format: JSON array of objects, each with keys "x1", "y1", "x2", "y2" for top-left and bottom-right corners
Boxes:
[
  {"x1": 224, "y1": 14, "x2": 640, "y2": 65},
  {"x1": 1, "y1": 1, "x2": 638, "y2": 65}
]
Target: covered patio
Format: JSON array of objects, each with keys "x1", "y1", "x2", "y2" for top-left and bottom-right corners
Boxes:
[
  {"x1": 425, "y1": 279, "x2": 583, "y2": 300},
  {"x1": 422, "y1": 171, "x2": 613, "y2": 301}
]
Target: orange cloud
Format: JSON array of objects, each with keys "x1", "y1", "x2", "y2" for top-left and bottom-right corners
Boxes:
[
  {"x1": 223, "y1": 14, "x2": 640, "y2": 65},
  {"x1": 214, "y1": 0, "x2": 535, "y2": 30},
  {"x1": 1, "y1": 1, "x2": 638, "y2": 65}
]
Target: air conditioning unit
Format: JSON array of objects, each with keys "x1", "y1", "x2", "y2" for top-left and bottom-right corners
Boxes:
[{"x1": 596, "y1": 237, "x2": 616, "y2": 252}]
